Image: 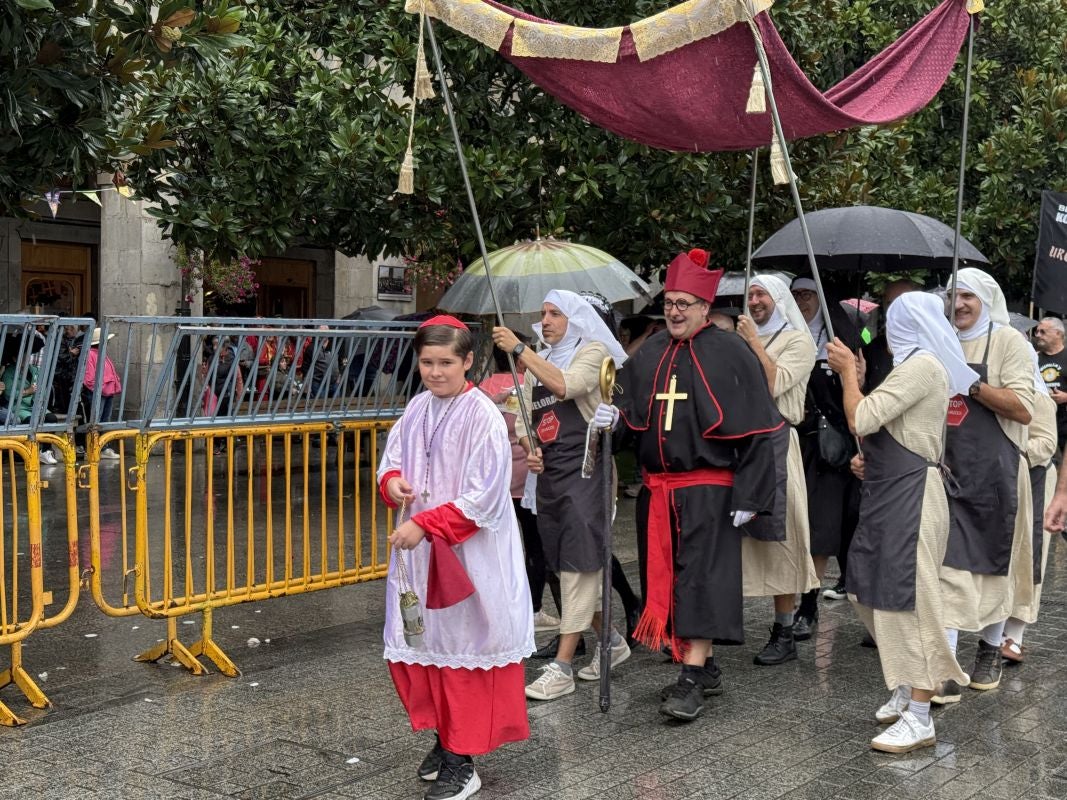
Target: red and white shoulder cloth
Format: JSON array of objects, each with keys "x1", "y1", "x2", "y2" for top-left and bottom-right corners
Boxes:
[{"x1": 377, "y1": 385, "x2": 534, "y2": 755}]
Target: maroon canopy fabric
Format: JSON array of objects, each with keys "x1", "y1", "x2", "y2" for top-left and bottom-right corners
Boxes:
[{"x1": 483, "y1": 0, "x2": 971, "y2": 152}]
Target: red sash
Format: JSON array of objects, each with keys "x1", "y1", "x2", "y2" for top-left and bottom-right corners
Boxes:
[{"x1": 633, "y1": 467, "x2": 734, "y2": 660}]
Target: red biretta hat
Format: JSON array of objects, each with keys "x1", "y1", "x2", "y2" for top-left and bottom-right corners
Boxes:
[{"x1": 664, "y1": 248, "x2": 723, "y2": 304}]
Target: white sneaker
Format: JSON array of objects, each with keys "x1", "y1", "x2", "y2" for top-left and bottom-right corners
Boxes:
[
  {"x1": 870, "y1": 710, "x2": 935, "y2": 754},
  {"x1": 100, "y1": 447, "x2": 121, "y2": 460},
  {"x1": 875, "y1": 686, "x2": 911, "y2": 724},
  {"x1": 524, "y1": 662, "x2": 575, "y2": 701},
  {"x1": 577, "y1": 638, "x2": 631, "y2": 681},
  {"x1": 532, "y1": 609, "x2": 560, "y2": 632},
  {"x1": 39, "y1": 450, "x2": 58, "y2": 465}
]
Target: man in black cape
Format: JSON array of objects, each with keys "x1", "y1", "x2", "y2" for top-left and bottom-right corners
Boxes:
[{"x1": 614, "y1": 248, "x2": 782, "y2": 722}]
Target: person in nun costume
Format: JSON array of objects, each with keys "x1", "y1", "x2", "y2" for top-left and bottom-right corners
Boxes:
[
  {"x1": 735, "y1": 275, "x2": 820, "y2": 666},
  {"x1": 935, "y1": 268, "x2": 1034, "y2": 704},
  {"x1": 826, "y1": 292, "x2": 976, "y2": 753},
  {"x1": 790, "y1": 276, "x2": 864, "y2": 639},
  {"x1": 492, "y1": 290, "x2": 631, "y2": 703},
  {"x1": 378, "y1": 315, "x2": 535, "y2": 800},
  {"x1": 998, "y1": 342, "x2": 1058, "y2": 663}
]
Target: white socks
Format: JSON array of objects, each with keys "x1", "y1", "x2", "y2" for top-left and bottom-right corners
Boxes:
[
  {"x1": 908, "y1": 699, "x2": 931, "y2": 724},
  {"x1": 944, "y1": 628, "x2": 959, "y2": 653},
  {"x1": 1003, "y1": 617, "x2": 1026, "y2": 646},
  {"x1": 981, "y1": 620, "x2": 1006, "y2": 648}
]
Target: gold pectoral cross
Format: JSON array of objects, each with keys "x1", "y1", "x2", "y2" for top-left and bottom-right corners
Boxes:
[{"x1": 655, "y1": 374, "x2": 688, "y2": 432}]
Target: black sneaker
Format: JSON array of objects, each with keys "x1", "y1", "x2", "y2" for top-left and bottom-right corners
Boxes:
[
  {"x1": 658, "y1": 658, "x2": 724, "y2": 701},
  {"x1": 792, "y1": 611, "x2": 818, "y2": 641},
  {"x1": 860, "y1": 632, "x2": 878, "y2": 649},
  {"x1": 424, "y1": 752, "x2": 481, "y2": 800},
  {"x1": 969, "y1": 639, "x2": 1003, "y2": 691},
  {"x1": 417, "y1": 738, "x2": 445, "y2": 781},
  {"x1": 753, "y1": 623, "x2": 797, "y2": 666},
  {"x1": 931, "y1": 679, "x2": 963, "y2": 705},
  {"x1": 530, "y1": 634, "x2": 585, "y2": 660},
  {"x1": 660, "y1": 667, "x2": 707, "y2": 721},
  {"x1": 703, "y1": 656, "x2": 724, "y2": 695},
  {"x1": 822, "y1": 582, "x2": 847, "y2": 600}
]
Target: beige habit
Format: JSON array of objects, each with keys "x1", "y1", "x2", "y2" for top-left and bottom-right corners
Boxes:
[
  {"x1": 1011, "y1": 390, "x2": 1058, "y2": 623},
  {"x1": 742, "y1": 329, "x2": 820, "y2": 597},
  {"x1": 850, "y1": 354, "x2": 969, "y2": 691},
  {"x1": 940, "y1": 327, "x2": 1035, "y2": 631}
]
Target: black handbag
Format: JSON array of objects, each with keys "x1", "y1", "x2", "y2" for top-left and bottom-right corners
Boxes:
[
  {"x1": 806, "y1": 382, "x2": 853, "y2": 469},
  {"x1": 815, "y1": 412, "x2": 853, "y2": 469}
]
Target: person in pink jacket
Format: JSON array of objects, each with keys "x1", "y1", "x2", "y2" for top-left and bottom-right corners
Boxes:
[{"x1": 83, "y1": 327, "x2": 123, "y2": 460}]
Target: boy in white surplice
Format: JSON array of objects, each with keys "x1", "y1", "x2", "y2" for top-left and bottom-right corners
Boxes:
[{"x1": 377, "y1": 315, "x2": 534, "y2": 800}]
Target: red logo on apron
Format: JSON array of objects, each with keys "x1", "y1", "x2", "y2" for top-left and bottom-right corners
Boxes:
[
  {"x1": 537, "y1": 411, "x2": 561, "y2": 443},
  {"x1": 947, "y1": 395, "x2": 969, "y2": 427}
]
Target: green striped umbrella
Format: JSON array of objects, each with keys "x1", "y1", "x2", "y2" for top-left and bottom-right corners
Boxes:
[{"x1": 439, "y1": 239, "x2": 651, "y2": 325}]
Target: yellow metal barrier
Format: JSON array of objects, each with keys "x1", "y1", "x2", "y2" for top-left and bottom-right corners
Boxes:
[
  {"x1": 0, "y1": 439, "x2": 47, "y2": 726},
  {"x1": 84, "y1": 421, "x2": 395, "y2": 676},
  {"x1": 35, "y1": 433, "x2": 82, "y2": 635}
]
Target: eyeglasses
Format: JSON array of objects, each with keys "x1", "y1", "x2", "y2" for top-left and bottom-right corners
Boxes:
[
  {"x1": 663, "y1": 299, "x2": 702, "y2": 312},
  {"x1": 791, "y1": 290, "x2": 816, "y2": 300}
]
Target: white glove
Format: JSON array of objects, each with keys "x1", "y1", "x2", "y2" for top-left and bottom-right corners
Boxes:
[
  {"x1": 732, "y1": 510, "x2": 756, "y2": 527},
  {"x1": 592, "y1": 402, "x2": 619, "y2": 429}
]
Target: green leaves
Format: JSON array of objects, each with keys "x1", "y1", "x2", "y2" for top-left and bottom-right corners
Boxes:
[
  {"x1": 15, "y1": 0, "x2": 55, "y2": 11},
  {"x1": 0, "y1": 1, "x2": 247, "y2": 216},
  {"x1": 13, "y1": 0, "x2": 1060, "y2": 301}
]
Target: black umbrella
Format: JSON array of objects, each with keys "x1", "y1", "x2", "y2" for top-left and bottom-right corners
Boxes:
[
  {"x1": 342, "y1": 305, "x2": 398, "y2": 321},
  {"x1": 751, "y1": 206, "x2": 989, "y2": 273}
]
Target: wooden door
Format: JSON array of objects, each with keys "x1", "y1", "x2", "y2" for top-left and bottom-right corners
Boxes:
[
  {"x1": 255, "y1": 258, "x2": 314, "y2": 318},
  {"x1": 21, "y1": 241, "x2": 93, "y2": 316}
]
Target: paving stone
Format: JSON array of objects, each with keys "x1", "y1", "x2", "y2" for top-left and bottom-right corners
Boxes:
[{"x1": 4, "y1": 482, "x2": 1067, "y2": 799}]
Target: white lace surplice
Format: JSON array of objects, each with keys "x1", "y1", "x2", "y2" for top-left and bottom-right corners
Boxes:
[{"x1": 377, "y1": 388, "x2": 535, "y2": 670}]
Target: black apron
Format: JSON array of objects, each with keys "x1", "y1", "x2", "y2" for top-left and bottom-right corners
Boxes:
[
  {"x1": 943, "y1": 327, "x2": 1020, "y2": 576},
  {"x1": 846, "y1": 421, "x2": 933, "y2": 612},
  {"x1": 742, "y1": 325, "x2": 790, "y2": 543},
  {"x1": 1029, "y1": 463, "x2": 1047, "y2": 584},
  {"x1": 531, "y1": 380, "x2": 606, "y2": 573}
]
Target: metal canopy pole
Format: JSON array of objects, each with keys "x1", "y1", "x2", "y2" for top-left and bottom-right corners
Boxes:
[
  {"x1": 949, "y1": 15, "x2": 977, "y2": 325},
  {"x1": 743, "y1": 148, "x2": 760, "y2": 304},
  {"x1": 423, "y1": 16, "x2": 536, "y2": 441},
  {"x1": 748, "y1": 22, "x2": 836, "y2": 342}
]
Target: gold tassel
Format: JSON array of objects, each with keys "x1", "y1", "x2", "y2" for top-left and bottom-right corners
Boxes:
[
  {"x1": 967, "y1": 0, "x2": 984, "y2": 13},
  {"x1": 397, "y1": 147, "x2": 415, "y2": 194},
  {"x1": 746, "y1": 62, "x2": 766, "y2": 114},
  {"x1": 415, "y1": 51, "x2": 435, "y2": 101},
  {"x1": 770, "y1": 131, "x2": 790, "y2": 185},
  {"x1": 414, "y1": 12, "x2": 435, "y2": 100}
]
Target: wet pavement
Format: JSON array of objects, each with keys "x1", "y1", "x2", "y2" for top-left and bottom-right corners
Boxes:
[{"x1": 3, "y1": 458, "x2": 1067, "y2": 800}]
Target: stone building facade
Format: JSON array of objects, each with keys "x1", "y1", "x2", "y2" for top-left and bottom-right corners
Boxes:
[{"x1": 0, "y1": 181, "x2": 421, "y2": 321}]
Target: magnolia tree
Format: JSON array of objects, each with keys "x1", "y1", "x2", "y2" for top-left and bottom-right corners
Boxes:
[{"x1": 0, "y1": 0, "x2": 248, "y2": 217}]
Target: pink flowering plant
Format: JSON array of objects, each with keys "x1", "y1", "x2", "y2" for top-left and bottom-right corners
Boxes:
[
  {"x1": 177, "y1": 246, "x2": 261, "y2": 305},
  {"x1": 403, "y1": 255, "x2": 462, "y2": 294}
]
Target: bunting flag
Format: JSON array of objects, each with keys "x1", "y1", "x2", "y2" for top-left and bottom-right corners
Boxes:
[
  {"x1": 44, "y1": 189, "x2": 61, "y2": 218},
  {"x1": 34, "y1": 176, "x2": 158, "y2": 216}
]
